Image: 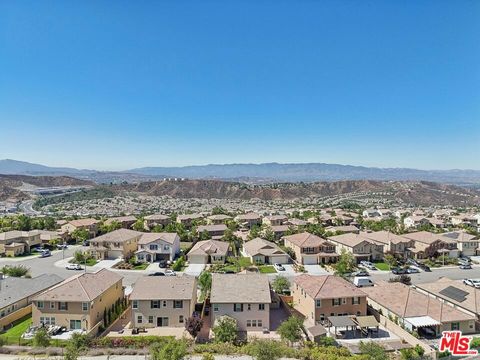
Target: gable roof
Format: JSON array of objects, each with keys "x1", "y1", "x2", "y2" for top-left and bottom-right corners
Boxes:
[
  {"x1": 294, "y1": 274, "x2": 366, "y2": 299},
  {"x1": 211, "y1": 274, "x2": 271, "y2": 303},
  {"x1": 328, "y1": 233, "x2": 381, "y2": 248},
  {"x1": 188, "y1": 239, "x2": 229, "y2": 256},
  {"x1": 67, "y1": 218, "x2": 99, "y2": 227},
  {"x1": 360, "y1": 231, "x2": 412, "y2": 245},
  {"x1": 130, "y1": 276, "x2": 196, "y2": 300},
  {"x1": 91, "y1": 229, "x2": 142, "y2": 243},
  {"x1": 33, "y1": 269, "x2": 123, "y2": 302},
  {"x1": 283, "y1": 232, "x2": 330, "y2": 248},
  {"x1": 138, "y1": 232, "x2": 179, "y2": 245},
  {"x1": 401, "y1": 231, "x2": 456, "y2": 245},
  {"x1": 243, "y1": 238, "x2": 287, "y2": 257}
]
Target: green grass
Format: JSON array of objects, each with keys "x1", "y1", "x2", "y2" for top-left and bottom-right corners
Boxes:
[
  {"x1": 373, "y1": 262, "x2": 390, "y2": 271},
  {"x1": 0, "y1": 315, "x2": 32, "y2": 344},
  {"x1": 133, "y1": 262, "x2": 149, "y2": 270},
  {"x1": 258, "y1": 265, "x2": 277, "y2": 274},
  {"x1": 69, "y1": 258, "x2": 98, "y2": 266}
]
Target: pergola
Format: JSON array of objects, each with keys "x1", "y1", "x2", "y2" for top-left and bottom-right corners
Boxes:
[
  {"x1": 354, "y1": 315, "x2": 379, "y2": 337},
  {"x1": 327, "y1": 315, "x2": 357, "y2": 338}
]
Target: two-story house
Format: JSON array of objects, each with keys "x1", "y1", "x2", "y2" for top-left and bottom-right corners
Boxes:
[
  {"x1": 292, "y1": 274, "x2": 367, "y2": 326},
  {"x1": 327, "y1": 233, "x2": 385, "y2": 262},
  {"x1": 262, "y1": 215, "x2": 287, "y2": 227},
  {"x1": 0, "y1": 230, "x2": 43, "y2": 256},
  {"x1": 135, "y1": 232, "x2": 180, "y2": 263},
  {"x1": 32, "y1": 269, "x2": 124, "y2": 333},
  {"x1": 176, "y1": 214, "x2": 203, "y2": 228},
  {"x1": 400, "y1": 231, "x2": 459, "y2": 259},
  {"x1": 211, "y1": 274, "x2": 271, "y2": 332},
  {"x1": 196, "y1": 224, "x2": 227, "y2": 239},
  {"x1": 61, "y1": 218, "x2": 100, "y2": 238},
  {"x1": 130, "y1": 276, "x2": 197, "y2": 328},
  {"x1": 207, "y1": 214, "x2": 232, "y2": 225},
  {"x1": 441, "y1": 231, "x2": 479, "y2": 257},
  {"x1": 89, "y1": 229, "x2": 142, "y2": 260},
  {"x1": 359, "y1": 231, "x2": 414, "y2": 258},
  {"x1": 235, "y1": 213, "x2": 262, "y2": 229},
  {"x1": 105, "y1": 216, "x2": 137, "y2": 229},
  {"x1": 143, "y1": 214, "x2": 171, "y2": 230},
  {"x1": 283, "y1": 232, "x2": 338, "y2": 265}
]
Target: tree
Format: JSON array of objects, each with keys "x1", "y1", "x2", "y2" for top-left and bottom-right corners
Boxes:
[
  {"x1": 198, "y1": 271, "x2": 212, "y2": 299},
  {"x1": 1, "y1": 265, "x2": 30, "y2": 277},
  {"x1": 199, "y1": 230, "x2": 210, "y2": 241},
  {"x1": 389, "y1": 274, "x2": 412, "y2": 286},
  {"x1": 212, "y1": 316, "x2": 237, "y2": 343},
  {"x1": 359, "y1": 341, "x2": 388, "y2": 360},
  {"x1": 71, "y1": 228, "x2": 89, "y2": 243},
  {"x1": 64, "y1": 344, "x2": 80, "y2": 360},
  {"x1": 272, "y1": 276, "x2": 290, "y2": 294},
  {"x1": 277, "y1": 316, "x2": 303, "y2": 345},
  {"x1": 132, "y1": 218, "x2": 145, "y2": 231},
  {"x1": 263, "y1": 226, "x2": 275, "y2": 241},
  {"x1": 185, "y1": 316, "x2": 203, "y2": 337},
  {"x1": 33, "y1": 328, "x2": 51, "y2": 347},
  {"x1": 334, "y1": 249, "x2": 356, "y2": 276},
  {"x1": 384, "y1": 253, "x2": 397, "y2": 269},
  {"x1": 150, "y1": 338, "x2": 187, "y2": 360},
  {"x1": 247, "y1": 339, "x2": 283, "y2": 360}
]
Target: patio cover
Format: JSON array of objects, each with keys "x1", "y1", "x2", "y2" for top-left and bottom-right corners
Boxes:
[
  {"x1": 355, "y1": 316, "x2": 379, "y2": 328},
  {"x1": 328, "y1": 315, "x2": 356, "y2": 328},
  {"x1": 307, "y1": 324, "x2": 327, "y2": 337},
  {"x1": 405, "y1": 316, "x2": 441, "y2": 328}
]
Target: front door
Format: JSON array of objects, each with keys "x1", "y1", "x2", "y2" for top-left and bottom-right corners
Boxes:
[{"x1": 157, "y1": 317, "x2": 169, "y2": 327}]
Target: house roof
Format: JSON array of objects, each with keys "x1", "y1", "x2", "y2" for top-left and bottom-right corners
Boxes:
[
  {"x1": 400, "y1": 231, "x2": 455, "y2": 245},
  {"x1": 362, "y1": 281, "x2": 475, "y2": 323},
  {"x1": 211, "y1": 274, "x2": 271, "y2": 303},
  {"x1": 177, "y1": 214, "x2": 203, "y2": 221},
  {"x1": 283, "y1": 232, "x2": 330, "y2": 248},
  {"x1": 67, "y1": 218, "x2": 99, "y2": 227},
  {"x1": 91, "y1": 229, "x2": 142, "y2": 243},
  {"x1": 294, "y1": 274, "x2": 366, "y2": 299},
  {"x1": 207, "y1": 214, "x2": 232, "y2": 220},
  {"x1": 328, "y1": 233, "x2": 380, "y2": 248},
  {"x1": 105, "y1": 216, "x2": 137, "y2": 224},
  {"x1": 243, "y1": 238, "x2": 287, "y2": 257},
  {"x1": 197, "y1": 224, "x2": 227, "y2": 233},
  {"x1": 138, "y1": 232, "x2": 178, "y2": 245},
  {"x1": 188, "y1": 239, "x2": 229, "y2": 256},
  {"x1": 235, "y1": 213, "x2": 261, "y2": 221},
  {"x1": 33, "y1": 269, "x2": 122, "y2": 302},
  {"x1": 359, "y1": 231, "x2": 411, "y2": 245},
  {"x1": 0, "y1": 274, "x2": 63, "y2": 309},
  {"x1": 144, "y1": 214, "x2": 170, "y2": 221},
  {"x1": 264, "y1": 215, "x2": 287, "y2": 221},
  {"x1": 130, "y1": 276, "x2": 196, "y2": 300},
  {"x1": 326, "y1": 225, "x2": 359, "y2": 233}
]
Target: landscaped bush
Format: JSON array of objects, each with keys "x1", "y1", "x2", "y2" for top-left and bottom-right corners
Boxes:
[
  {"x1": 172, "y1": 256, "x2": 186, "y2": 271},
  {"x1": 93, "y1": 336, "x2": 174, "y2": 349}
]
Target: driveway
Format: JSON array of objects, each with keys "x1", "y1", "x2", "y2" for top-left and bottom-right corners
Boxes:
[
  {"x1": 280, "y1": 264, "x2": 296, "y2": 276},
  {"x1": 304, "y1": 265, "x2": 331, "y2": 275},
  {"x1": 184, "y1": 263, "x2": 205, "y2": 276}
]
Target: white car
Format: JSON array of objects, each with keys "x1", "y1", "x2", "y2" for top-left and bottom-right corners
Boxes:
[
  {"x1": 463, "y1": 279, "x2": 480, "y2": 288},
  {"x1": 406, "y1": 267, "x2": 420, "y2": 274},
  {"x1": 65, "y1": 263, "x2": 83, "y2": 270},
  {"x1": 165, "y1": 270, "x2": 176, "y2": 276},
  {"x1": 274, "y1": 263, "x2": 285, "y2": 271}
]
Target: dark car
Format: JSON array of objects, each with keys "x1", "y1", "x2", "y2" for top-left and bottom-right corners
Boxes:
[
  {"x1": 158, "y1": 260, "x2": 167, "y2": 268},
  {"x1": 418, "y1": 263, "x2": 431, "y2": 272},
  {"x1": 392, "y1": 267, "x2": 407, "y2": 275},
  {"x1": 148, "y1": 272, "x2": 165, "y2": 276}
]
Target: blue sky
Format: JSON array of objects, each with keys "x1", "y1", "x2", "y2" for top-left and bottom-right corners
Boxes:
[{"x1": 1, "y1": 0, "x2": 479, "y2": 171}]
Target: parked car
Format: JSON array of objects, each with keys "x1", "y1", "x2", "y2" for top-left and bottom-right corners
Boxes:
[
  {"x1": 274, "y1": 263, "x2": 285, "y2": 271},
  {"x1": 360, "y1": 261, "x2": 376, "y2": 270},
  {"x1": 65, "y1": 263, "x2": 83, "y2": 270},
  {"x1": 417, "y1": 263, "x2": 431, "y2": 272},
  {"x1": 82, "y1": 240, "x2": 90, "y2": 246},
  {"x1": 39, "y1": 249, "x2": 51, "y2": 258},
  {"x1": 57, "y1": 243, "x2": 68, "y2": 250},
  {"x1": 353, "y1": 270, "x2": 369, "y2": 277},
  {"x1": 459, "y1": 256, "x2": 471, "y2": 263},
  {"x1": 165, "y1": 270, "x2": 176, "y2": 276},
  {"x1": 406, "y1": 267, "x2": 420, "y2": 274},
  {"x1": 460, "y1": 264, "x2": 472, "y2": 270},
  {"x1": 463, "y1": 279, "x2": 480, "y2": 288},
  {"x1": 148, "y1": 272, "x2": 165, "y2": 276},
  {"x1": 392, "y1": 267, "x2": 407, "y2": 275},
  {"x1": 158, "y1": 260, "x2": 168, "y2": 268},
  {"x1": 353, "y1": 277, "x2": 374, "y2": 287},
  {"x1": 407, "y1": 258, "x2": 419, "y2": 267}
]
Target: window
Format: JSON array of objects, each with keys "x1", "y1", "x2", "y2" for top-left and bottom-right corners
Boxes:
[
  {"x1": 247, "y1": 320, "x2": 251, "y2": 327},
  {"x1": 148, "y1": 316, "x2": 154, "y2": 324},
  {"x1": 247, "y1": 304, "x2": 251, "y2": 311},
  {"x1": 332, "y1": 298, "x2": 341, "y2": 306},
  {"x1": 59, "y1": 302, "x2": 68, "y2": 311},
  {"x1": 342, "y1": 298, "x2": 346, "y2": 305},
  {"x1": 50, "y1": 302, "x2": 55, "y2": 309},
  {"x1": 251, "y1": 320, "x2": 257, "y2": 327},
  {"x1": 352, "y1": 297, "x2": 361, "y2": 305},
  {"x1": 137, "y1": 315, "x2": 143, "y2": 324},
  {"x1": 163, "y1": 300, "x2": 167, "y2": 307},
  {"x1": 149, "y1": 244, "x2": 158, "y2": 251},
  {"x1": 41, "y1": 317, "x2": 55, "y2": 325},
  {"x1": 234, "y1": 304, "x2": 243, "y2": 312},
  {"x1": 174, "y1": 300, "x2": 183, "y2": 309},
  {"x1": 82, "y1": 302, "x2": 89, "y2": 311},
  {"x1": 70, "y1": 319, "x2": 81, "y2": 330},
  {"x1": 179, "y1": 315, "x2": 184, "y2": 323},
  {"x1": 258, "y1": 304, "x2": 265, "y2": 311},
  {"x1": 132, "y1": 300, "x2": 138, "y2": 309},
  {"x1": 320, "y1": 314, "x2": 325, "y2": 322},
  {"x1": 451, "y1": 322, "x2": 460, "y2": 330},
  {"x1": 37, "y1": 301, "x2": 44, "y2": 309},
  {"x1": 151, "y1": 300, "x2": 160, "y2": 309},
  {"x1": 258, "y1": 320, "x2": 262, "y2": 328},
  {"x1": 315, "y1": 299, "x2": 321, "y2": 308},
  {"x1": 213, "y1": 304, "x2": 219, "y2": 312}
]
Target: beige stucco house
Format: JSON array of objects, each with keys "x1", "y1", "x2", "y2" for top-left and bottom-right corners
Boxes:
[
  {"x1": 61, "y1": 218, "x2": 100, "y2": 238},
  {"x1": 187, "y1": 239, "x2": 229, "y2": 264},
  {"x1": 292, "y1": 274, "x2": 367, "y2": 326},
  {"x1": 327, "y1": 233, "x2": 384, "y2": 263},
  {"x1": 235, "y1": 213, "x2": 262, "y2": 229},
  {"x1": 283, "y1": 232, "x2": 337, "y2": 265},
  {"x1": 242, "y1": 237, "x2": 289, "y2": 264},
  {"x1": 211, "y1": 274, "x2": 271, "y2": 332},
  {"x1": 0, "y1": 230, "x2": 43, "y2": 256},
  {"x1": 136, "y1": 232, "x2": 180, "y2": 262},
  {"x1": 196, "y1": 224, "x2": 227, "y2": 239},
  {"x1": 143, "y1": 214, "x2": 171, "y2": 230},
  {"x1": 32, "y1": 269, "x2": 124, "y2": 333},
  {"x1": 130, "y1": 276, "x2": 197, "y2": 328},
  {"x1": 89, "y1": 229, "x2": 142, "y2": 260}
]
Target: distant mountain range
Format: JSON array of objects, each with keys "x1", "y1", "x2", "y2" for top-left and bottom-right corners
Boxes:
[{"x1": 1, "y1": 159, "x2": 480, "y2": 185}]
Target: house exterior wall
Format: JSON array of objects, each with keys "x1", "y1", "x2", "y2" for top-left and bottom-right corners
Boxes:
[
  {"x1": 132, "y1": 298, "x2": 195, "y2": 328},
  {"x1": 211, "y1": 302, "x2": 270, "y2": 332}
]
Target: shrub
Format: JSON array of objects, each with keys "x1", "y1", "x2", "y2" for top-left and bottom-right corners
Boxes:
[
  {"x1": 244, "y1": 339, "x2": 283, "y2": 360},
  {"x1": 150, "y1": 338, "x2": 187, "y2": 360},
  {"x1": 202, "y1": 354, "x2": 215, "y2": 360},
  {"x1": 212, "y1": 316, "x2": 237, "y2": 343},
  {"x1": 33, "y1": 328, "x2": 51, "y2": 347},
  {"x1": 185, "y1": 316, "x2": 203, "y2": 337},
  {"x1": 277, "y1": 316, "x2": 304, "y2": 344},
  {"x1": 172, "y1": 256, "x2": 185, "y2": 271}
]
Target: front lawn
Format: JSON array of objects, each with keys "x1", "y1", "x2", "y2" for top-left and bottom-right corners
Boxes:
[
  {"x1": 0, "y1": 315, "x2": 32, "y2": 344},
  {"x1": 69, "y1": 258, "x2": 98, "y2": 266},
  {"x1": 258, "y1": 265, "x2": 277, "y2": 274},
  {"x1": 373, "y1": 262, "x2": 390, "y2": 271},
  {"x1": 133, "y1": 262, "x2": 149, "y2": 270}
]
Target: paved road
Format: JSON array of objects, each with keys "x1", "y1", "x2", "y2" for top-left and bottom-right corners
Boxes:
[{"x1": 17, "y1": 199, "x2": 40, "y2": 216}]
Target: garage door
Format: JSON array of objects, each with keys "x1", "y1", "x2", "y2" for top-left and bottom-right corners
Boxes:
[{"x1": 302, "y1": 255, "x2": 318, "y2": 265}]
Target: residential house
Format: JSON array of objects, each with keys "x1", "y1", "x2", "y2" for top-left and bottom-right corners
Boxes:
[
  {"x1": 207, "y1": 214, "x2": 232, "y2": 225},
  {"x1": 61, "y1": 218, "x2": 100, "y2": 238},
  {"x1": 364, "y1": 281, "x2": 476, "y2": 335},
  {"x1": 144, "y1": 214, "x2": 171, "y2": 230},
  {"x1": 210, "y1": 274, "x2": 271, "y2": 332},
  {"x1": 400, "y1": 231, "x2": 459, "y2": 259},
  {"x1": 359, "y1": 231, "x2": 414, "y2": 257},
  {"x1": 327, "y1": 233, "x2": 384, "y2": 262},
  {"x1": 187, "y1": 239, "x2": 229, "y2": 264},
  {"x1": 0, "y1": 230, "x2": 43, "y2": 256},
  {"x1": 362, "y1": 209, "x2": 382, "y2": 218},
  {"x1": 325, "y1": 225, "x2": 359, "y2": 235},
  {"x1": 404, "y1": 216, "x2": 431, "y2": 229},
  {"x1": 270, "y1": 225, "x2": 290, "y2": 240},
  {"x1": 243, "y1": 237, "x2": 289, "y2": 264},
  {"x1": 451, "y1": 214, "x2": 478, "y2": 228},
  {"x1": 197, "y1": 224, "x2": 227, "y2": 239},
  {"x1": 441, "y1": 231, "x2": 479, "y2": 257},
  {"x1": 235, "y1": 213, "x2": 262, "y2": 229},
  {"x1": 136, "y1": 233, "x2": 180, "y2": 263},
  {"x1": 262, "y1": 215, "x2": 287, "y2": 227},
  {"x1": 32, "y1": 269, "x2": 124, "y2": 333},
  {"x1": 176, "y1": 214, "x2": 203, "y2": 228},
  {"x1": 105, "y1": 216, "x2": 137, "y2": 229},
  {"x1": 285, "y1": 219, "x2": 308, "y2": 227},
  {"x1": 130, "y1": 276, "x2": 197, "y2": 328},
  {"x1": 0, "y1": 274, "x2": 63, "y2": 330},
  {"x1": 292, "y1": 275, "x2": 367, "y2": 326},
  {"x1": 283, "y1": 232, "x2": 337, "y2": 265},
  {"x1": 89, "y1": 229, "x2": 142, "y2": 260}
]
